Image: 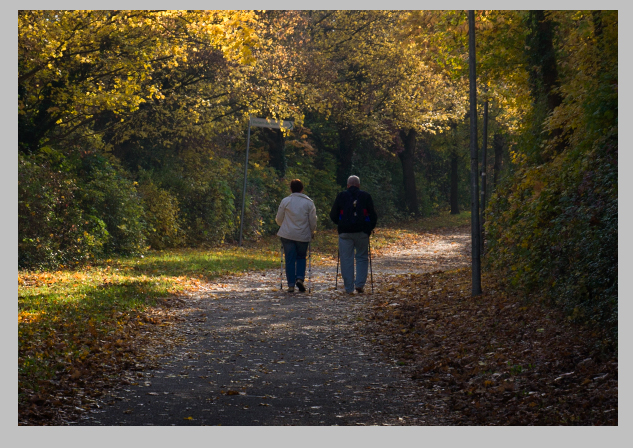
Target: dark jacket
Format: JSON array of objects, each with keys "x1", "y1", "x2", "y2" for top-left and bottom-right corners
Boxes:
[{"x1": 329, "y1": 186, "x2": 378, "y2": 235}]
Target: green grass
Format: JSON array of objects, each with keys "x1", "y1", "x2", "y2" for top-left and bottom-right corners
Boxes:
[{"x1": 124, "y1": 246, "x2": 280, "y2": 279}]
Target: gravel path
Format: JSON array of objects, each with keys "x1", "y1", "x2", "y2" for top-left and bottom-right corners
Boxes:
[{"x1": 79, "y1": 227, "x2": 470, "y2": 426}]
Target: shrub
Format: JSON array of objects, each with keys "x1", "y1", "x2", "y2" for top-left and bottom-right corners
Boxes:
[
  {"x1": 78, "y1": 155, "x2": 147, "y2": 256},
  {"x1": 18, "y1": 153, "x2": 107, "y2": 269},
  {"x1": 150, "y1": 150, "x2": 236, "y2": 246},
  {"x1": 137, "y1": 180, "x2": 184, "y2": 250},
  {"x1": 486, "y1": 132, "x2": 617, "y2": 347}
]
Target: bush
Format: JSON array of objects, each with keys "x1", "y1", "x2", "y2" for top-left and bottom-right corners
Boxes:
[
  {"x1": 486, "y1": 132, "x2": 617, "y2": 347},
  {"x1": 18, "y1": 152, "x2": 108, "y2": 269},
  {"x1": 150, "y1": 150, "x2": 236, "y2": 246},
  {"x1": 137, "y1": 179, "x2": 184, "y2": 250},
  {"x1": 79, "y1": 156, "x2": 147, "y2": 256}
]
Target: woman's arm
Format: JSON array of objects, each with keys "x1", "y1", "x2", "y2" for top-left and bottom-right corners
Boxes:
[
  {"x1": 309, "y1": 202, "x2": 317, "y2": 234},
  {"x1": 275, "y1": 198, "x2": 287, "y2": 227}
]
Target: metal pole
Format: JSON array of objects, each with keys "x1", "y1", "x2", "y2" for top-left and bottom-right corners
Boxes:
[
  {"x1": 308, "y1": 242, "x2": 312, "y2": 294},
  {"x1": 469, "y1": 10, "x2": 482, "y2": 296},
  {"x1": 335, "y1": 248, "x2": 340, "y2": 290},
  {"x1": 238, "y1": 117, "x2": 252, "y2": 246},
  {"x1": 368, "y1": 233, "x2": 374, "y2": 294},
  {"x1": 280, "y1": 243, "x2": 284, "y2": 290}
]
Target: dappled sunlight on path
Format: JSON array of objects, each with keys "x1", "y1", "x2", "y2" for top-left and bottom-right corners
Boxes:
[{"x1": 79, "y1": 228, "x2": 470, "y2": 426}]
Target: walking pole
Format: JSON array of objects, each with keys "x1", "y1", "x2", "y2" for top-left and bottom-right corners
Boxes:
[
  {"x1": 308, "y1": 242, "x2": 312, "y2": 293},
  {"x1": 280, "y1": 244, "x2": 284, "y2": 290},
  {"x1": 368, "y1": 232, "x2": 374, "y2": 294},
  {"x1": 335, "y1": 248, "x2": 340, "y2": 290}
]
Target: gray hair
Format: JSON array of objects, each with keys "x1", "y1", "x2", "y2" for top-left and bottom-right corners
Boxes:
[{"x1": 347, "y1": 175, "x2": 360, "y2": 187}]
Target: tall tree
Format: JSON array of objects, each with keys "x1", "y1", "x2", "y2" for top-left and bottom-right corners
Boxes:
[
  {"x1": 468, "y1": 10, "x2": 482, "y2": 296},
  {"x1": 307, "y1": 10, "x2": 459, "y2": 198},
  {"x1": 450, "y1": 152, "x2": 461, "y2": 215},
  {"x1": 525, "y1": 10, "x2": 565, "y2": 159},
  {"x1": 480, "y1": 95, "x2": 489, "y2": 254},
  {"x1": 398, "y1": 129, "x2": 419, "y2": 215},
  {"x1": 492, "y1": 133, "x2": 505, "y2": 188}
]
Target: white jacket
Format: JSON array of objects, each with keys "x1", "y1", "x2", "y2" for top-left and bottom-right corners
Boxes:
[{"x1": 276, "y1": 193, "x2": 317, "y2": 242}]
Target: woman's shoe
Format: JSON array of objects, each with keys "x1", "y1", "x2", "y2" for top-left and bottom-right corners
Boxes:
[
  {"x1": 295, "y1": 279, "x2": 306, "y2": 292},
  {"x1": 287, "y1": 286, "x2": 295, "y2": 293}
]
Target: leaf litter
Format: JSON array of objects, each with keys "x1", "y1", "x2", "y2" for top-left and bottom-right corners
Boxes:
[{"x1": 367, "y1": 268, "x2": 617, "y2": 425}]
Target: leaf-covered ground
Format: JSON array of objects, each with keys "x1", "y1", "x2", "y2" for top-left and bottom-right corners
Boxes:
[
  {"x1": 18, "y1": 215, "x2": 617, "y2": 425},
  {"x1": 367, "y1": 268, "x2": 618, "y2": 425}
]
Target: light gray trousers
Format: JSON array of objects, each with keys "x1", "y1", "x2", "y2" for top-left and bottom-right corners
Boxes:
[{"x1": 338, "y1": 232, "x2": 369, "y2": 293}]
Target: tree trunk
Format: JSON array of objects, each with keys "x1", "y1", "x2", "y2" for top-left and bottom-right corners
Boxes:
[
  {"x1": 261, "y1": 128, "x2": 286, "y2": 177},
  {"x1": 468, "y1": 10, "x2": 482, "y2": 296},
  {"x1": 526, "y1": 11, "x2": 565, "y2": 156},
  {"x1": 492, "y1": 133, "x2": 505, "y2": 189},
  {"x1": 450, "y1": 153, "x2": 460, "y2": 214},
  {"x1": 336, "y1": 127, "x2": 354, "y2": 188},
  {"x1": 398, "y1": 129, "x2": 419, "y2": 216},
  {"x1": 480, "y1": 98, "x2": 488, "y2": 255},
  {"x1": 526, "y1": 11, "x2": 563, "y2": 113}
]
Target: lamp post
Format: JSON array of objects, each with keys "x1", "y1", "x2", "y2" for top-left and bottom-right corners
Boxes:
[{"x1": 238, "y1": 117, "x2": 294, "y2": 246}]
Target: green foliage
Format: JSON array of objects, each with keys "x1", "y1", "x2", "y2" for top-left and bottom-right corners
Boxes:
[
  {"x1": 151, "y1": 150, "x2": 236, "y2": 246},
  {"x1": 486, "y1": 10, "x2": 617, "y2": 349},
  {"x1": 137, "y1": 179, "x2": 184, "y2": 250},
  {"x1": 18, "y1": 153, "x2": 107, "y2": 269},
  {"x1": 79, "y1": 157, "x2": 146, "y2": 256},
  {"x1": 237, "y1": 162, "x2": 287, "y2": 239},
  {"x1": 487, "y1": 135, "x2": 617, "y2": 346},
  {"x1": 19, "y1": 149, "x2": 148, "y2": 268},
  {"x1": 353, "y1": 156, "x2": 407, "y2": 224}
]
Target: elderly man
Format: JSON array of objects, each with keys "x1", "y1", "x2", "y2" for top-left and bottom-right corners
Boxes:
[{"x1": 329, "y1": 175, "x2": 378, "y2": 294}]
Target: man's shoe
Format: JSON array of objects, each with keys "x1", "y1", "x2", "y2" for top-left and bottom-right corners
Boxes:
[
  {"x1": 355, "y1": 287, "x2": 364, "y2": 294},
  {"x1": 287, "y1": 286, "x2": 295, "y2": 293},
  {"x1": 296, "y1": 279, "x2": 306, "y2": 292}
]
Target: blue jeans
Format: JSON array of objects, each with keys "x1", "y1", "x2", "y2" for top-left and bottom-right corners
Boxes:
[
  {"x1": 281, "y1": 237, "x2": 309, "y2": 287},
  {"x1": 338, "y1": 232, "x2": 369, "y2": 293}
]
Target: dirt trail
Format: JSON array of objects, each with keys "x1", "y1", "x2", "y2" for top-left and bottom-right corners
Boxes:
[{"x1": 78, "y1": 227, "x2": 470, "y2": 426}]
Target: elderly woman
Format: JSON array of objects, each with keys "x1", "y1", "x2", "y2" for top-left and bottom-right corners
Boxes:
[{"x1": 275, "y1": 179, "x2": 317, "y2": 293}]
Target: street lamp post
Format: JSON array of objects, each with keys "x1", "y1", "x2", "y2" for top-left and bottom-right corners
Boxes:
[{"x1": 238, "y1": 116, "x2": 294, "y2": 246}]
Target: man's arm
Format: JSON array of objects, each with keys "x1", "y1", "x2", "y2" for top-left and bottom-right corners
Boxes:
[
  {"x1": 366, "y1": 194, "x2": 378, "y2": 232},
  {"x1": 329, "y1": 193, "x2": 341, "y2": 225}
]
